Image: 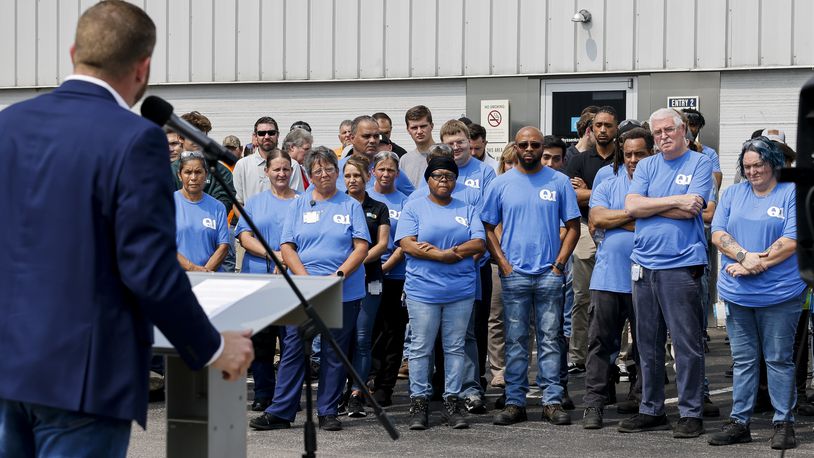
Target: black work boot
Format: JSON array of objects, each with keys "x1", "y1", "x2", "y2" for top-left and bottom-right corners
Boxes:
[
  {"x1": 441, "y1": 396, "x2": 469, "y2": 429},
  {"x1": 409, "y1": 396, "x2": 429, "y2": 430}
]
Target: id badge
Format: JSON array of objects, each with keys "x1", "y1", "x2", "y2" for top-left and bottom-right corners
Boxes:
[
  {"x1": 368, "y1": 280, "x2": 382, "y2": 295},
  {"x1": 303, "y1": 211, "x2": 320, "y2": 224},
  {"x1": 631, "y1": 264, "x2": 642, "y2": 282}
]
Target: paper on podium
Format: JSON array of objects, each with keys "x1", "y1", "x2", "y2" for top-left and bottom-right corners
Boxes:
[{"x1": 153, "y1": 272, "x2": 342, "y2": 353}]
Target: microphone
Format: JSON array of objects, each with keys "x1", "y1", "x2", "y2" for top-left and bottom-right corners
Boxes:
[
  {"x1": 141, "y1": 95, "x2": 237, "y2": 167},
  {"x1": 309, "y1": 200, "x2": 316, "y2": 207}
]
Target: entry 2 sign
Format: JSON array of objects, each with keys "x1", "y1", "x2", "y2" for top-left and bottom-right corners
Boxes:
[{"x1": 667, "y1": 96, "x2": 700, "y2": 111}]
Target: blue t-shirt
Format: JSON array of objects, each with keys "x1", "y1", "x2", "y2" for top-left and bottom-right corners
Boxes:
[
  {"x1": 236, "y1": 190, "x2": 300, "y2": 273},
  {"x1": 700, "y1": 145, "x2": 721, "y2": 173},
  {"x1": 456, "y1": 157, "x2": 497, "y2": 195},
  {"x1": 628, "y1": 151, "x2": 712, "y2": 270},
  {"x1": 336, "y1": 155, "x2": 415, "y2": 196},
  {"x1": 281, "y1": 189, "x2": 371, "y2": 302},
  {"x1": 395, "y1": 196, "x2": 485, "y2": 304},
  {"x1": 481, "y1": 167, "x2": 581, "y2": 275},
  {"x1": 593, "y1": 164, "x2": 617, "y2": 190},
  {"x1": 174, "y1": 191, "x2": 230, "y2": 270},
  {"x1": 589, "y1": 172, "x2": 634, "y2": 293},
  {"x1": 368, "y1": 188, "x2": 409, "y2": 280},
  {"x1": 408, "y1": 181, "x2": 483, "y2": 211},
  {"x1": 711, "y1": 182, "x2": 805, "y2": 307}
]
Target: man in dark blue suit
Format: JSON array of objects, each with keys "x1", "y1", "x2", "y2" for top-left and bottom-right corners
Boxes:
[{"x1": 0, "y1": 2, "x2": 254, "y2": 456}]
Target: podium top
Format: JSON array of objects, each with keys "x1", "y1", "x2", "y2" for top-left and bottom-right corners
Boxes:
[{"x1": 153, "y1": 272, "x2": 342, "y2": 352}]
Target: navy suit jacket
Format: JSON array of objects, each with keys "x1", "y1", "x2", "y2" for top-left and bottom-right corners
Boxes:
[{"x1": 0, "y1": 80, "x2": 221, "y2": 427}]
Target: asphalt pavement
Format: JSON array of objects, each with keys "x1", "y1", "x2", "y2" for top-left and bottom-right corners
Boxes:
[{"x1": 127, "y1": 328, "x2": 814, "y2": 457}]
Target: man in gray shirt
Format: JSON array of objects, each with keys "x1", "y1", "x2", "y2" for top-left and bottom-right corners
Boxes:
[{"x1": 399, "y1": 105, "x2": 436, "y2": 187}]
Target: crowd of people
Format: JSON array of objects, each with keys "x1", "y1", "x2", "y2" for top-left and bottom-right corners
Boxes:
[{"x1": 164, "y1": 100, "x2": 809, "y2": 450}]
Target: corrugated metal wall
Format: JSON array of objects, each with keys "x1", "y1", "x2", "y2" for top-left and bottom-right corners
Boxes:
[{"x1": 2, "y1": 0, "x2": 813, "y2": 88}]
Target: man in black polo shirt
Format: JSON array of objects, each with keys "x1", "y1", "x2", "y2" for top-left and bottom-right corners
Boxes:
[{"x1": 564, "y1": 105, "x2": 618, "y2": 375}]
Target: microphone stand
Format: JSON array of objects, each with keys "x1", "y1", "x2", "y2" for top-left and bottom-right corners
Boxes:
[{"x1": 202, "y1": 156, "x2": 399, "y2": 458}]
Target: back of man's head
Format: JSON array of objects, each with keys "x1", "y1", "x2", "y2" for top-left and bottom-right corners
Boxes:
[
  {"x1": 181, "y1": 111, "x2": 212, "y2": 134},
  {"x1": 73, "y1": 0, "x2": 156, "y2": 79}
]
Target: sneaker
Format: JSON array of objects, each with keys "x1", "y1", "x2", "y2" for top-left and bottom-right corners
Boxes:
[
  {"x1": 708, "y1": 420, "x2": 752, "y2": 446},
  {"x1": 398, "y1": 360, "x2": 409, "y2": 379},
  {"x1": 673, "y1": 417, "x2": 704, "y2": 438},
  {"x1": 409, "y1": 397, "x2": 429, "y2": 430},
  {"x1": 318, "y1": 414, "x2": 342, "y2": 431},
  {"x1": 618, "y1": 364, "x2": 629, "y2": 383},
  {"x1": 562, "y1": 388, "x2": 575, "y2": 411},
  {"x1": 347, "y1": 393, "x2": 366, "y2": 418},
  {"x1": 494, "y1": 391, "x2": 506, "y2": 410},
  {"x1": 582, "y1": 407, "x2": 603, "y2": 430},
  {"x1": 372, "y1": 388, "x2": 392, "y2": 408},
  {"x1": 567, "y1": 362, "x2": 586, "y2": 375},
  {"x1": 542, "y1": 404, "x2": 571, "y2": 425},
  {"x1": 615, "y1": 399, "x2": 639, "y2": 415},
  {"x1": 464, "y1": 395, "x2": 487, "y2": 414},
  {"x1": 249, "y1": 412, "x2": 291, "y2": 430},
  {"x1": 618, "y1": 413, "x2": 671, "y2": 433},
  {"x1": 703, "y1": 396, "x2": 720, "y2": 418},
  {"x1": 441, "y1": 397, "x2": 469, "y2": 429},
  {"x1": 770, "y1": 422, "x2": 797, "y2": 450},
  {"x1": 251, "y1": 397, "x2": 273, "y2": 412},
  {"x1": 493, "y1": 404, "x2": 528, "y2": 426}
]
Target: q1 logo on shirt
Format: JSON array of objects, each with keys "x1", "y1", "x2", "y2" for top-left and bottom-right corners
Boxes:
[
  {"x1": 767, "y1": 206, "x2": 785, "y2": 219},
  {"x1": 675, "y1": 174, "x2": 693, "y2": 186},
  {"x1": 464, "y1": 178, "x2": 480, "y2": 189},
  {"x1": 333, "y1": 214, "x2": 351, "y2": 225},
  {"x1": 539, "y1": 189, "x2": 557, "y2": 202},
  {"x1": 454, "y1": 216, "x2": 469, "y2": 227},
  {"x1": 389, "y1": 209, "x2": 401, "y2": 220},
  {"x1": 202, "y1": 218, "x2": 217, "y2": 230}
]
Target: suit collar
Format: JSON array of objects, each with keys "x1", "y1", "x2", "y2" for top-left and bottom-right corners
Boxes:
[{"x1": 57, "y1": 77, "x2": 130, "y2": 109}]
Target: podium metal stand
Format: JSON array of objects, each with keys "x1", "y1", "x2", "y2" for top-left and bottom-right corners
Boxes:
[{"x1": 152, "y1": 272, "x2": 342, "y2": 458}]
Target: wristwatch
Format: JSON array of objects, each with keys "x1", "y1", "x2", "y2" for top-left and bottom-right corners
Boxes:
[
  {"x1": 735, "y1": 250, "x2": 747, "y2": 263},
  {"x1": 553, "y1": 262, "x2": 566, "y2": 273},
  {"x1": 336, "y1": 270, "x2": 345, "y2": 277}
]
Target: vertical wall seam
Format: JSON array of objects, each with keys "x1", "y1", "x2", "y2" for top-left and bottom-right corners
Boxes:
[
  {"x1": 408, "y1": 0, "x2": 413, "y2": 77},
  {"x1": 757, "y1": 0, "x2": 762, "y2": 65},
  {"x1": 460, "y1": 0, "x2": 466, "y2": 75},
  {"x1": 693, "y1": 0, "x2": 698, "y2": 68},
  {"x1": 515, "y1": 0, "x2": 521, "y2": 74},
  {"x1": 790, "y1": 0, "x2": 795, "y2": 64},
  {"x1": 632, "y1": 0, "x2": 637, "y2": 69}
]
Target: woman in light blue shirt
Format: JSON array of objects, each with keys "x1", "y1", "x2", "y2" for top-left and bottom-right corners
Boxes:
[
  {"x1": 395, "y1": 156, "x2": 485, "y2": 431},
  {"x1": 709, "y1": 137, "x2": 805, "y2": 450}
]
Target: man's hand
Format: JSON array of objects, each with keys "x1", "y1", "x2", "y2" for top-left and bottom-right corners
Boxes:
[
  {"x1": 570, "y1": 177, "x2": 587, "y2": 190},
  {"x1": 212, "y1": 329, "x2": 254, "y2": 381},
  {"x1": 499, "y1": 260, "x2": 514, "y2": 277},
  {"x1": 726, "y1": 262, "x2": 752, "y2": 278},
  {"x1": 673, "y1": 194, "x2": 704, "y2": 216}
]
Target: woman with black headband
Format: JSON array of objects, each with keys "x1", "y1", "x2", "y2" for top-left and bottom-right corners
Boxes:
[{"x1": 395, "y1": 156, "x2": 486, "y2": 431}]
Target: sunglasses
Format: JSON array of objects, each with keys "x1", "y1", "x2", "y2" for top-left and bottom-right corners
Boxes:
[
  {"x1": 516, "y1": 141, "x2": 542, "y2": 149},
  {"x1": 255, "y1": 130, "x2": 278, "y2": 137},
  {"x1": 429, "y1": 172, "x2": 456, "y2": 182},
  {"x1": 180, "y1": 151, "x2": 205, "y2": 159},
  {"x1": 618, "y1": 119, "x2": 642, "y2": 130}
]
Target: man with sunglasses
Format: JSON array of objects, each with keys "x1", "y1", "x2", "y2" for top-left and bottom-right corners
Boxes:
[
  {"x1": 619, "y1": 108, "x2": 713, "y2": 439},
  {"x1": 483, "y1": 127, "x2": 581, "y2": 427},
  {"x1": 564, "y1": 106, "x2": 619, "y2": 377}
]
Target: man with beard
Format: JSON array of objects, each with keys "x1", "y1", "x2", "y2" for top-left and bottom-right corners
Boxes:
[
  {"x1": 483, "y1": 127, "x2": 580, "y2": 426},
  {"x1": 564, "y1": 106, "x2": 618, "y2": 376}
]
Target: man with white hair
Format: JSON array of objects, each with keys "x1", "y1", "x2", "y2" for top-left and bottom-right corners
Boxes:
[{"x1": 619, "y1": 108, "x2": 713, "y2": 439}]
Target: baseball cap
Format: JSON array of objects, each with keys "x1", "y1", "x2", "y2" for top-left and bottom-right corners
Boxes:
[
  {"x1": 222, "y1": 135, "x2": 241, "y2": 149},
  {"x1": 761, "y1": 128, "x2": 786, "y2": 144}
]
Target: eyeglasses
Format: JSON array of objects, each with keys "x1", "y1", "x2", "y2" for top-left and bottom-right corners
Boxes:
[
  {"x1": 255, "y1": 130, "x2": 278, "y2": 137},
  {"x1": 168, "y1": 141, "x2": 182, "y2": 147},
  {"x1": 445, "y1": 140, "x2": 468, "y2": 148},
  {"x1": 429, "y1": 172, "x2": 456, "y2": 182},
  {"x1": 516, "y1": 141, "x2": 542, "y2": 150},
  {"x1": 311, "y1": 166, "x2": 337, "y2": 177},
  {"x1": 180, "y1": 151, "x2": 205, "y2": 159},
  {"x1": 651, "y1": 126, "x2": 678, "y2": 138}
]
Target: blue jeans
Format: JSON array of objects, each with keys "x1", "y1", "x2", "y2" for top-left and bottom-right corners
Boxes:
[
  {"x1": 563, "y1": 256, "x2": 574, "y2": 338},
  {"x1": 351, "y1": 292, "x2": 382, "y2": 391},
  {"x1": 406, "y1": 297, "x2": 473, "y2": 400},
  {"x1": 501, "y1": 269, "x2": 565, "y2": 406},
  {"x1": 460, "y1": 305, "x2": 482, "y2": 399},
  {"x1": 0, "y1": 399, "x2": 131, "y2": 458},
  {"x1": 726, "y1": 295, "x2": 803, "y2": 425}
]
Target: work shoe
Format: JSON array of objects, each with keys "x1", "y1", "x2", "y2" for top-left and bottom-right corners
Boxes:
[
  {"x1": 582, "y1": 407, "x2": 603, "y2": 430},
  {"x1": 398, "y1": 360, "x2": 409, "y2": 379},
  {"x1": 318, "y1": 415, "x2": 342, "y2": 431},
  {"x1": 409, "y1": 397, "x2": 429, "y2": 430},
  {"x1": 703, "y1": 396, "x2": 720, "y2": 418},
  {"x1": 567, "y1": 362, "x2": 586, "y2": 375},
  {"x1": 542, "y1": 404, "x2": 571, "y2": 425},
  {"x1": 372, "y1": 388, "x2": 392, "y2": 407},
  {"x1": 251, "y1": 397, "x2": 273, "y2": 412},
  {"x1": 441, "y1": 397, "x2": 469, "y2": 429},
  {"x1": 347, "y1": 393, "x2": 366, "y2": 418},
  {"x1": 618, "y1": 413, "x2": 670, "y2": 433},
  {"x1": 708, "y1": 420, "x2": 752, "y2": 446},
  {"x1": 562, "y1": 388, "x2": 575, "y2": 410},
  {"x1": 464, "y1": 395, "x2": 486, "y2": 414},
  {"x1": 673, "y1": 417, "x2": 704, "y2": 438},
  {"x1": 615, "y1": 398, "x2": 639, "y2": 415},
  {"x1": 493, "y1": 404, "x2": 528, "y2": 425},
  {"x1": 770, "y1": 422, "x2": 797, "y2": 450},
  {"x1": 249, "y1": 412, "x2": 291, "y2": 430}
]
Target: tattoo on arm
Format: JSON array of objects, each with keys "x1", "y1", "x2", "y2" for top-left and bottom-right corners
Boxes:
[
  {"x1": 720, "y1": 234, "x2": 736, "y2": 251},
  {"x1": 765, "y1": 239, "x2": 784, "y2": 256}
]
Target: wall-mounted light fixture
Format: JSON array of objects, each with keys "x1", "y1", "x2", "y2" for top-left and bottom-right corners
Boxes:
[{"x1": 571, "y1": 9, "x2": 592, "y2": 23}]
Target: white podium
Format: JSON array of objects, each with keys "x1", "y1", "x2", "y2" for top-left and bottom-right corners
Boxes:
[{"x1": 152, "y1": 272, "x2": 342, "y2": 458}]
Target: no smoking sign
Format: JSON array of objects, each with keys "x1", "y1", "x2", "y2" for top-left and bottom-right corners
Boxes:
[{"x1": 480, "y1": 100, "x2": 509, "y2": 143}]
